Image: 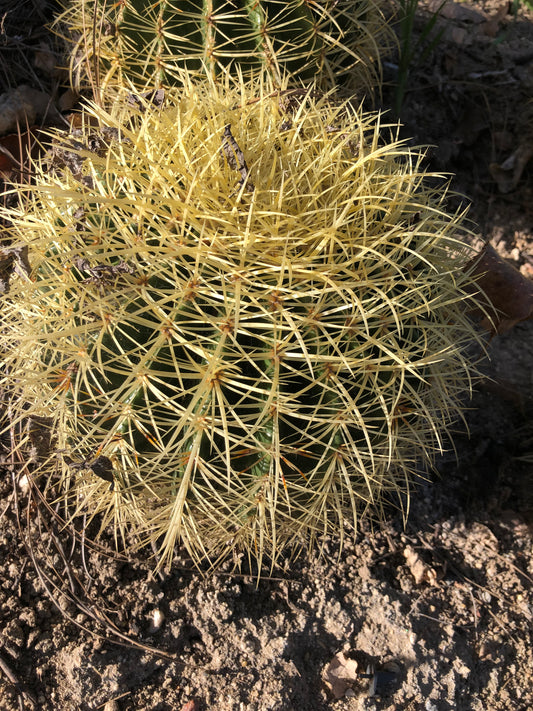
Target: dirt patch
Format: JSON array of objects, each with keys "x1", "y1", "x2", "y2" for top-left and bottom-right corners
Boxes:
[{"x1": 0, "y1": 2, "x2": 532, "y2": 710}]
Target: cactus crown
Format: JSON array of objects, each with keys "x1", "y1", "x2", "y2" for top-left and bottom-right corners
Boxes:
[
  {"x1": 1, "y1": 78, "x2": 484, "y2": 570},
  {"x1": 56, "y1": 0, "x2": 393, "y2": 93}
]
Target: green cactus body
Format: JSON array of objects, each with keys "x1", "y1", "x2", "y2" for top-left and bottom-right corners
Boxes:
[
  {"x1": 59, "y1": 0, "x2": 393, "y2": 92},
  {"x1": 1, "y1": 79, "x2": 485, "y2": 568}
]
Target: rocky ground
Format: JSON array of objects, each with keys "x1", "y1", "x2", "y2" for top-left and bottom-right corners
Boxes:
[{"x1": 0, "y1": 1, "x2": 532, "y2": 710}]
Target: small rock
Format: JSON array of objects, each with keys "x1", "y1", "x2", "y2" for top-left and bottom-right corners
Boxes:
[{"x1": 149, "y1": 607, "x2": 165, "y2": 633}]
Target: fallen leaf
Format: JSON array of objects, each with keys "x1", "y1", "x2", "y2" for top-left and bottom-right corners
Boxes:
[
  {"x1": 480, "y1": 3, "x2": 509, "y2": 37},
  {"x1": 466, "y1": 244, "x2": 533, "y2": 334},
  {"x1": 403, "y1": 545, "x2": 439, "y2": 586},
  {"x1": 58, "y1": 88, "x2": 79, "y2": 113},
  {"x1": 489, "y1": 142, "x2": 533, "y2": 193},
  {"x1": 322, "y1": 652, "x2": 359, "y2": 699},
  {"x1": 0, "y1": 128, "x2": 44, "y2": 174},
  {"x1": 428, "y1": 0, "x2": 486, "y2": 23}
]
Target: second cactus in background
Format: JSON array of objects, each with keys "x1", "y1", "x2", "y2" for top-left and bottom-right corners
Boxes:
[{"x1": 57, "y1": 0, "x2": 394, "y2": 93}]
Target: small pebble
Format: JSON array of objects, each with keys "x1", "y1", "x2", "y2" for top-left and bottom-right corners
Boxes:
[{"x1": 151, "y1": 608, "x2": 165, "y2": 631}]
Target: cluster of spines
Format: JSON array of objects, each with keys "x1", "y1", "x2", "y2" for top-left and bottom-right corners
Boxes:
[
  {"x1": 0, "y1": 83, "x2": 484, "y2": 567},
  {"x1": 57, "y1": 0, "x2": 393, "y2": 93}
]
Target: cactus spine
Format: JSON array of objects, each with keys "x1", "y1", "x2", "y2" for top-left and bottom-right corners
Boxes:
[
  {"x1": 58, "y1": 0, "x2": 393, "y2": 92},
  {"x1": 1, "y1": 79, "x2": 484, "y2": 569}
]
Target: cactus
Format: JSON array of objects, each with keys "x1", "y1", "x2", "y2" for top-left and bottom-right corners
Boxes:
[
  {"x1": 57, "y1": 0, "x2": 394, "y2": 93},
  {"x1": 0, "y1": 78, "x2": 486, "y2": 570}
]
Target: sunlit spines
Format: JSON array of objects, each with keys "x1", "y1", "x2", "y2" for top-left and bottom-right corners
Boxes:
[
  {"x1": 55, "y1": 0, "x2": 394, "y2": 95},
  {"x1": 0, "y1": 79, "x2": 488, "y2": 570}
]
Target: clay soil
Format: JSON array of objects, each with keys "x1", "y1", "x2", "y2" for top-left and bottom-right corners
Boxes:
[{"x1": 0, "y1": 1, "x2": 532, "y2": 710}]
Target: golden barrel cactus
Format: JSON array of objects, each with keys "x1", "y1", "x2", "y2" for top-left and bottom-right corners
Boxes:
[{"x1": 0, "y1": 78, "x2": 485, "y2": 569}]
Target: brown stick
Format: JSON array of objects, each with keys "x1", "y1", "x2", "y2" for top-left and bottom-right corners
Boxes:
[
  {"x1": 221, "y1": 124, "x2": 254, "y2": 192},
  {"x1": 0, "y1": 649, "x2": 38, "y2": 707}
]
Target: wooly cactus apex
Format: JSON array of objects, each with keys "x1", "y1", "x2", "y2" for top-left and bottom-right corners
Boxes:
[
  {"x1": 56, "y1": 0, "x2": 394, "y2": 93},
  {"x1": 0, "y1": 78, "x2": 485, "y2": 570}
]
